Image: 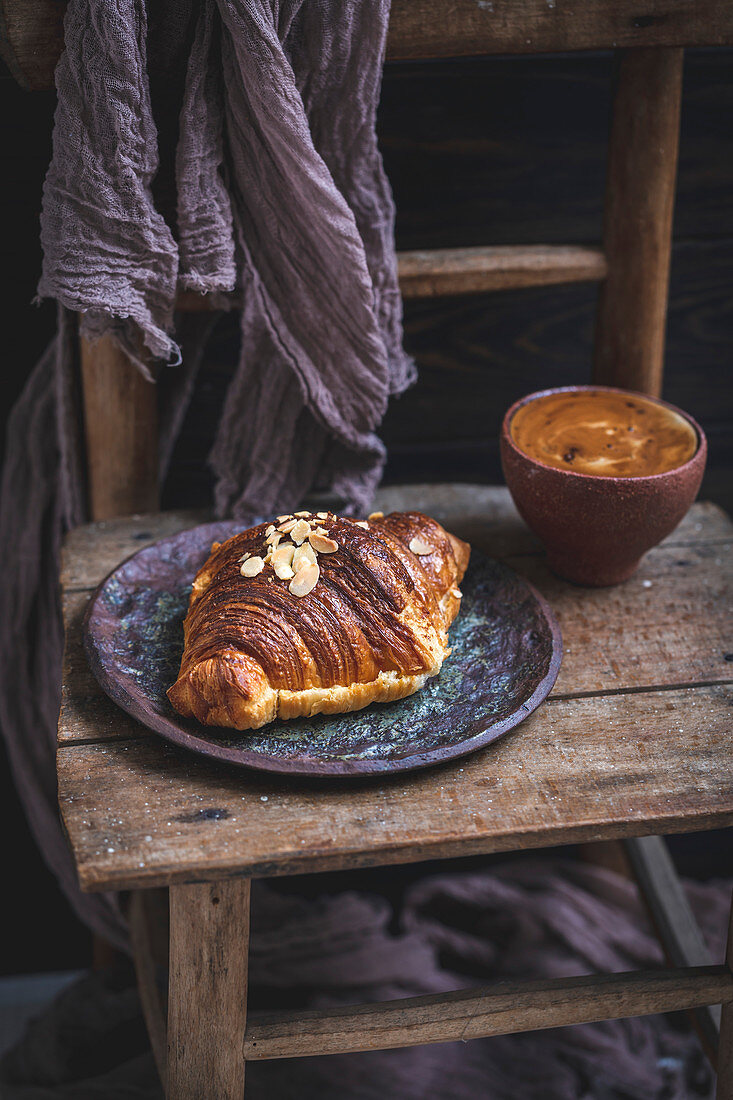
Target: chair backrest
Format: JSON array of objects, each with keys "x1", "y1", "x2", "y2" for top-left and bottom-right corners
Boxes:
[{"x1": 3, "y1": 1, "x2": 732, "y2": 520}]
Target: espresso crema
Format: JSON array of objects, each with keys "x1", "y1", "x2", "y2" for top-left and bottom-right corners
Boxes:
[{"x1": 510, "y1": 389, "x2": 698, "y2": 477}]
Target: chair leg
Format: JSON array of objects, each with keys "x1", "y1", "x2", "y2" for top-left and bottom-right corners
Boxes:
[
  {"x1": 130, "y1": 888, "x2": 169, "y2": 1085},
  {"x1": 593, "y1": 47, "x2": 683, "y2": 396},
  {"x1": 717, "y1": 893, "x2": 733, "y2": 1099},
  {"x1": 624, "y1": 836, "x2": 720, "y2": 1063},
  {"x1": 167, "y1": 879, "x2": 251, "y2": 1100},
  {"x1": 79, "y1": 328, "x2": 159, "y2": 519}
]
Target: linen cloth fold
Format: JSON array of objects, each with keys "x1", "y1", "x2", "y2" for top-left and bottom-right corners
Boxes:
[{"x1": 1, "y1": 0, "x2": 412, "y2": 942}]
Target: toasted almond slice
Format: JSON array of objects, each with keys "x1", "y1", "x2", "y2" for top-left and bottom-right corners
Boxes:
[
  {"x1": 238, "y1": 552, "x2": 250, "y2": 563},
  {"x1": 290, "y1": 519, "x2": 311, "y2": 545},
  {"x1": 289, "y1": 560, "x2": 319, "y2": 597},
  {"x1": 368, "y1": 511, "x2": 384, "y2": 521},
  {"x1": 355, "y1": 520, "x2": 369, "y2": 529},
  {"x1": 293, "y1": 543, "x2": 317, "y2": 570},
  {"x1": 409, "y1": 537, "x2": 433, "y2": 556},
  {"x1": 271, "y1": 543, "x2": 295, "y2": 567},
  {"x1": 240, "y1": 555, "x2": 265, "y2": 577},
  {"x1": 278, "y1": 519, "x2": 297, "y2": 533},
  {"x1": 294, "y1": 510, "x2": 310, "y2": 517},
  {"x1": 316, "y1": 511, "x2": 328, "y2": 519},
  {"x1": 451, "y1": 587, "x2": 462, "y2": 599},
  {"x1": 274, "y1": 562, "x2": 295, "y2": 581},
  {"x1": 277, "y1": 514, "x2": 291, "y2": 523},
  {"x1": 309, "y1": 532, "x2": 338, "y2": 554},
  {"x1": 265, "y1": 528, "x2": 281, "y2": 544},
  {"x1": 265, "y1": 524, "x2": 276, "y2": 537}
]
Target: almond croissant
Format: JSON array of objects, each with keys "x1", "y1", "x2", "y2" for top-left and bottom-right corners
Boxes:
[{"x1": 167, "y1": 510, "x2": 470, "y2": 730}]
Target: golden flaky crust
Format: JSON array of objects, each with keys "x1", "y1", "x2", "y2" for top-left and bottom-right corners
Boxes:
[{"x1": 167, "y1": 511, "x2": 470, "y2": 730}]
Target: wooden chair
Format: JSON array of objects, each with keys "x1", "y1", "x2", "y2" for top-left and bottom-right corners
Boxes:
[{"x1": 4, "y1": 2, "x2": 733, "y2": 1096}]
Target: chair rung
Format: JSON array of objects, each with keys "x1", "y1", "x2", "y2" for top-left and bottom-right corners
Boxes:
[
  {"x1": 175, "y1": 244, "x2": 607, "y2": 313},
  {"x1": 242, "y1": 965, "x2": 732, "y2": 1061},
  {"x1": 397, "y1": 244, "x2": 607, "y2": 297}
]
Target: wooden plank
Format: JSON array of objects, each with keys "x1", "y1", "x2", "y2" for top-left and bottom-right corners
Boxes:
[
  {"x1": 61, "y1": 509, "x2": 207, "y2": 591},
  {"x1": 80, "y1": 333, "x2": 160, "y2": 520},
  {"x1": 56, "y1": 684, "x2": 733, "y2": 892},
  {"x1": 241, "y1": 966, "x2": 732, "y2": 1060},
  {"x1": 6, "y1": 0, "x2": 733, "y2": 90},
  {"x1": 386, "y1": 1, "x2": 733, "y2": 60},
  {"x1": 593, "y1": 48, "x2": 683, "y2": 396},
  {"x1": 397, "y1": 245, "x2": 607, "y2": 298},
  {"x1": 167, "y1": 879, "x2": 250, "y2": 1100},
  {"x1": 507, "y1": 540, "x2": 733, "y2": 698}
]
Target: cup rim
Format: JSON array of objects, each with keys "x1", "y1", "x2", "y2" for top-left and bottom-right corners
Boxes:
[{"x1": 501, "y1": 385, "x2": 706, "y2": 483}]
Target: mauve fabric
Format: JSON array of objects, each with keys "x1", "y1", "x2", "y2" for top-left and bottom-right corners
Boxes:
[
  {"x1": 0, "y1": 0, "x2": 412, "y2": 944},
  {"x1": 1, "y1": 861, "x2": 727, "y2": 1098}
]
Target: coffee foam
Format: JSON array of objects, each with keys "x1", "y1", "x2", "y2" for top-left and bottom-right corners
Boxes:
[{"x1": 510, "y1": 390, "x2": 698, "y2": 478}]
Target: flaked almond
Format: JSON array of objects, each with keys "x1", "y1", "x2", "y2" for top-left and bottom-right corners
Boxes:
[
  {"x1": 354, "y1": 520, "x2": 369, "y2": 529},
  {"x1": 309, "y1": 532, "x2": 338, "y2": 554},
  {"x1": 238, "y1": 552, "x2": 250, "y2": 563},
  {"x1": 293, "y1": 543, "x2": 317, "y2": 570},
  {"x1": 409, "y1": 537, "x2": 433, "y2": 556},
  {"x1": 240, "y1": 555, "x2": 265, "y2": 577},
  {"x1": 368, "y1": 511, "x2": 384, "y2": 521},
  {"x1": 277, "y1": 515, "x2": 291, "y2": 523},
  {"x1": 289, "y1": 560, "x2": 319, "y2": 597},
  {"x1": 265, "y1": 529, "x2": 281, "y2": 546},
  {"x1": 294, "y1": 510, "x2": 310, "y2": 517},
  {"x1": 316, "y1": 511, "x2": 328, "y2": 519},
  {"x1": 271, "y1": 543, "x2": 295, "y2": 567},
  {"x1": 290, "y1": 519, "x2": 311, "y2": 545},
  {"x1": 278, "y1": 519, "x2": 297, "y2": 533},
  {"x1": 451, "y1": 587, "x2": 463, "y2": 599},
  {"x1": 274, "y1": 562, "x2": 295, "y2": 581},
  {"x1": 265, "y1": 524, "x2": 276, "y2": 537}
]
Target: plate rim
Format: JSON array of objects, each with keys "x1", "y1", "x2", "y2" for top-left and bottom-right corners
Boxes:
[{"x1": 81, "y1": 522, "x2": 563, "y2": 778}]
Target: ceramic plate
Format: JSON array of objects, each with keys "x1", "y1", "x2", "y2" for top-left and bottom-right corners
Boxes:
[{"x1": 83, "y1": 521, "x2": 561, "y2": 777}]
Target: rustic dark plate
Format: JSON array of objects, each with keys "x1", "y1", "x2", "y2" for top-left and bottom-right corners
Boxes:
[{"x1": 83, "y1": 521, "x2": 562, "y2": 777}]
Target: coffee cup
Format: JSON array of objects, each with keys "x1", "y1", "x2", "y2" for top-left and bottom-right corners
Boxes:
[{"x1": 500, "y1": 385, "x2": 707, "y2": 586}]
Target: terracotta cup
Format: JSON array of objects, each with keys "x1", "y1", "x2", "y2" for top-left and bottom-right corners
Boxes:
[{"x1": 500, "y1": 386, "x2": 707, "y2": 586}]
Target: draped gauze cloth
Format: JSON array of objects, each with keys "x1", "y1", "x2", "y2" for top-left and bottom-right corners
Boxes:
[{"x1": 0, "y1": 0, "x2": 412, "y2": 947}]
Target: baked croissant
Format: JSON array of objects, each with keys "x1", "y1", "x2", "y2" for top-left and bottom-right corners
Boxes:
[{"x1": 167, "y1": 510, "x2": 470, "y2": 730}]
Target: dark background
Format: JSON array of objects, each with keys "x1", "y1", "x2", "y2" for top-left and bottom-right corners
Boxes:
[{"x1": 1, "y1": 48, "x2": 731, "y2": 975}]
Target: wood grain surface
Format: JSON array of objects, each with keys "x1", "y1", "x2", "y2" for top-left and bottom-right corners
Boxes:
[
  {"x1": 397, "y1": 245, "x2": 607, "y2": 297},
  {"x1": 57, "y1": 486, "x2": 733, "y2": 892},
  {"x1": 57, "y1": 682, "x2": 732, "y2": 892},
  {"x1": 241, "y1": 966, "x2": 733, "y2": 1060},
  {"x1": 593, "y1": 49, "x2": 683, "y2": 396},
  {"x1": 5, "y1": 0, "x2": 733, "y2": 89},
  {"x1": 167, "y1": 880, "x2": 250, "y2": 1099},
  {"x1": 386, "y1": 1, "x2": 733, "y2": 61},
  {"x1": 80, "y1": 332, "x2": 160, "y2": 520}
]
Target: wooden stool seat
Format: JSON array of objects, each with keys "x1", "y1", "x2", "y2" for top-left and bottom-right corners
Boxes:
[{"x1": 58, "y1": 484, "x2": 733, "y2": 1096}]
